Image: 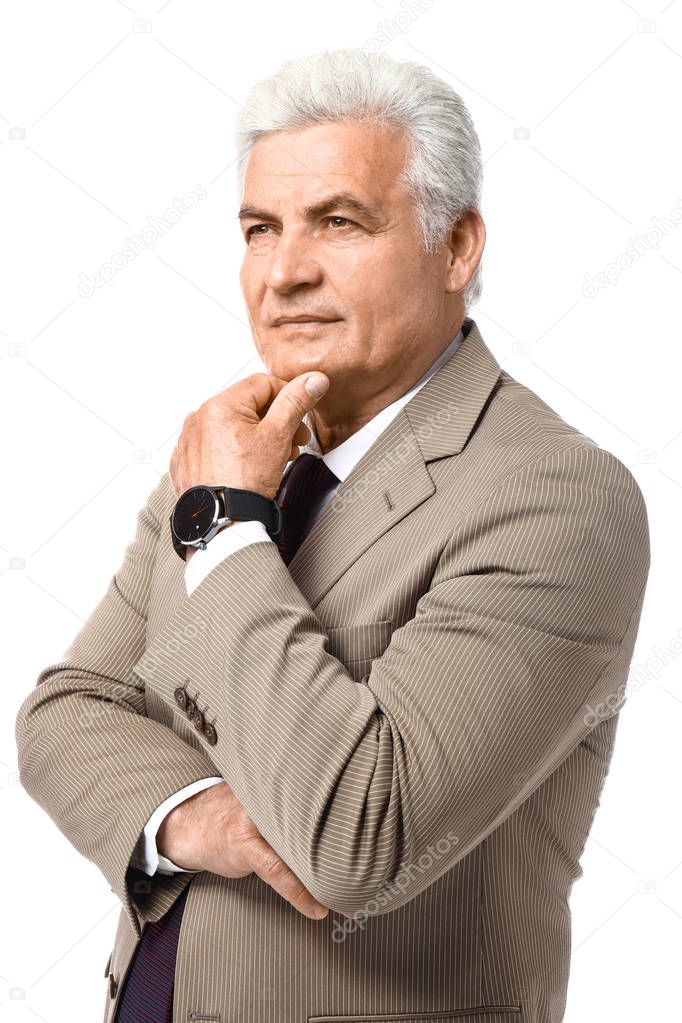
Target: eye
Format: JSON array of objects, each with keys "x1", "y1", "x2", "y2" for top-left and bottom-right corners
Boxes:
[
  {"x1": 245, "y1": 215, "x2": 357, "y2": 241},
  {"x1": 326, "y1": 216, "x2": 353, "y2": 229},
  {"x1": 245, "y1": 223, "x2": 271, "y2": 239}
]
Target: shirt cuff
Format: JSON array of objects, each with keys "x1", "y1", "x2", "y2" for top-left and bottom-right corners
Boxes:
[
  {"x1": 134, "y1": 776, "x2": 225, "y2": 876},
  {"x1": 184, "y1": 520, "x2": 274, "y2": 597}
]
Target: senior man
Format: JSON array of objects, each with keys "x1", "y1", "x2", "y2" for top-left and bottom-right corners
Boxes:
[{"x1": 16, "y1": 48, "x2": 649, "y2": 1023}]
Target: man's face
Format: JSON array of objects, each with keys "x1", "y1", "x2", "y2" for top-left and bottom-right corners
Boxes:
[{"x1": 238, "y1": 119, "x2": 454, "y2": 397}]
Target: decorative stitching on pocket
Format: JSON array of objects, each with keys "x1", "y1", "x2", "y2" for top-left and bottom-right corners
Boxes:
[{"x1": 307, "y1": 1006, "x2": 521, "y2": 1022}]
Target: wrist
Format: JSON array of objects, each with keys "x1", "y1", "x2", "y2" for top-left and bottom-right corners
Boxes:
[
  {"x1": 157, "y1": 802, "x2": 196, "y2": 870},
  {"x1": 156, "y1": 804, "x2": 180, "y2": 861},
  {"x1": 185, "y1": 521, "x2": 235, "y2": 562}
]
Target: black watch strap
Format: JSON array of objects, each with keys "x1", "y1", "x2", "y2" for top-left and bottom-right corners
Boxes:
[{"x1": 222, "y1": 487, "x2": 282, "y2": 539}]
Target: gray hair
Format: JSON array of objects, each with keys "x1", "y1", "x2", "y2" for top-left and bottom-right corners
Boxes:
[{"x1": 235, "y1": 48, "x2": 483, "y2": 310}]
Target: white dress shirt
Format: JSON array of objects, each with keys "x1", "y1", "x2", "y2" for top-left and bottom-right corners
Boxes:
[{"x1": 131, "y1": 327, "x2": 464, "y2": 876}]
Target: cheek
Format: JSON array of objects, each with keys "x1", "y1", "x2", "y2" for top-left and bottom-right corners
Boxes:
[
  {"x1": 240, "y1": 253, "x2": 266, "y2": 300},
  {"x1": 239, "y1": 258, "x2": 254, "y2": 299},
  {"x1": 333, "y1": 240, "x2": 416, "y2": 306}
]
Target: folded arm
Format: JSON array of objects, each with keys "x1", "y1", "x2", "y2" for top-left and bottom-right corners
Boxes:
[
  {"x1": 131, "y1": 445, "x2": 650, "y2": 919},
  {"x1": 15, "y1": 474, "x2": 224, "y2": 937}
]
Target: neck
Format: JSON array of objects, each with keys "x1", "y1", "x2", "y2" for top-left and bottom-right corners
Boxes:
[
  {"x1": 308, "y1": 323, "x2": 465, "y2": 454},
  {"x1": 308, "y1": 406, "x2": 374, "y2": 454}
]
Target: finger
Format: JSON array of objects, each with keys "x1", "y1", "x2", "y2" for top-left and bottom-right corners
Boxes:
[
  {"x1": 264, "y1": 373, "x2": 329, "y2": 438},
  {"x1": 285, "y1": 420, "x2": 312, "y2": 462},
  {"x1": 292, "y1": 420, "x2": 311, "y2": 445},
  {"x1": 250, "y1": 839, "x2": 329, "y2": 920},
  {"x1": 170, "y1": 446, "x2": 179, "y2": 495},
  {"x1": 228, "y1": 372, "x2": 286, "y2": 419}
]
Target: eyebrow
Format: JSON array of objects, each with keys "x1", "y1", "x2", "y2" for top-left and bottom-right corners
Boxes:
[{"x1": 238, "y1": 191, "x2": 383, "y2": 229}]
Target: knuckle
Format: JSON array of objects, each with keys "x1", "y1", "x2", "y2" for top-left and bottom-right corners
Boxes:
[
  {"x1": 259, "y1": 847, "x2": 286, "y2": 877},
  {"x1": 283, "y1": 391, "x2": 304, "y2": 414},
  {"x1": 238, "y1": 372, "x2": 267, "y2": 395},
  {"x1": 197, "y1": 398, "x2": 216, "y2": 419}
]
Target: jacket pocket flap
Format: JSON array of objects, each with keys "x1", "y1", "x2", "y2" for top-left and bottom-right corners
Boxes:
[{"x1": 325, "y1": 619, "x2": 393, "y2": 663}]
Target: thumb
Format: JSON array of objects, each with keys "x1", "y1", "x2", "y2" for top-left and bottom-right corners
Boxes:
[
  {"x1": 302, "y1": 372, "x2": 330, "y2": 400},
  {"x1": 266, "y1": 371, "x2": 330, "y2": 431}
]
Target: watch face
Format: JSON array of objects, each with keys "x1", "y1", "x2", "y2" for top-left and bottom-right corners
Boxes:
[{"x1": 172, "y1": 486, "x2": 219, "y2": 543}]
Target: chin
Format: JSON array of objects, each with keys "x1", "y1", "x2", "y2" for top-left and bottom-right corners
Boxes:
[{"x1": 270, "y1": 352, "x2": 334, "y2": 380}]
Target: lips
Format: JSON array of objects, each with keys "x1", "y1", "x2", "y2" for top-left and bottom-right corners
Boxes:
[{"x1": 272, "y1": 315, "x2": 339, "y2": 326}]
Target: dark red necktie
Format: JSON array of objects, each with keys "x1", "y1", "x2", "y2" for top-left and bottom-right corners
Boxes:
[
  {"x1": 114, "y1": 453, "x2": 338, "y2": 1020},
  {"x1": 274, "y1": 452, "x2": 340, "y2": 565}
]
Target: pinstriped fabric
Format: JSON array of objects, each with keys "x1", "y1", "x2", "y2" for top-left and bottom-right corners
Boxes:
[{"x1": 14, "y1": 317, "x2": 650, "y2": 1023}]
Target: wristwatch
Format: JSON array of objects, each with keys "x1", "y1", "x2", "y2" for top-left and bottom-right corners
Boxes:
[{"x1": 170, "y1": 484, "x2": 282, "y2": 561}]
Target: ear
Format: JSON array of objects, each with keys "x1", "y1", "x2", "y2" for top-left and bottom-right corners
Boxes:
[{"x1": 444, "y1": 209, "x2": 486, "y2": 295}]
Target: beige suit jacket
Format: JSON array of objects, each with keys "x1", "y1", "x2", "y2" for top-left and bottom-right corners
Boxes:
[{"x1": 15, "y1": 317, "x2": 650, "y2": 1023}]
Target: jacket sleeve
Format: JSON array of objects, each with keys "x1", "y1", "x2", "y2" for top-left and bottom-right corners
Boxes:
[
  {"x1": 129, "y1": 445, "x2": 650, "y2": 919},
  {"x1": 15, "y1": 473, "x2": 224, "y2": 937}
]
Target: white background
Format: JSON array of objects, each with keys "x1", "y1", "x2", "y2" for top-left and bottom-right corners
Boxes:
[{"x1": 2, "y1": 0, "x2": 680, "y2": 1020}]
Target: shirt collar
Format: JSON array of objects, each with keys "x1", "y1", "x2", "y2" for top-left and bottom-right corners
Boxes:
[{"x1": 300, "y1": 328, "x2": 464, "y2": 483}]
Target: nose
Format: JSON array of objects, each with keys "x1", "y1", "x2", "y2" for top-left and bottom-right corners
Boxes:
[{"x1": 264, "y1": 228, "x2": 323, "y2": 293}]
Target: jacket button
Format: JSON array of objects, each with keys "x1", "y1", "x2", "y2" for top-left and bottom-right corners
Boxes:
[
  {"x1": 191, "y1": 707, "x2": 205, "y2": 732},
  {"x1": 203, "y1": 722, "x2": 218, "y2": 745},
  {"x1": 109, "y1": 973, "x2": 118, "y2": 998},
  {"x1": 174, "y1": 687, "x2": 188, "y2": 710}
]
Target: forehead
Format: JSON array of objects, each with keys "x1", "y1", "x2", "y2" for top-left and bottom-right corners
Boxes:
[{"x1": 242, "y1": 119, "x2": 410, "y2": 210}]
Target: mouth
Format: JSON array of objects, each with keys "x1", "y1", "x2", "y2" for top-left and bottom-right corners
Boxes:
[{"x1": 272, "y1": 316, "x2": 341, "y2": 328}]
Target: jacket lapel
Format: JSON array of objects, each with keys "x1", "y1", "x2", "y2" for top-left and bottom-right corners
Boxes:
[{"x1": 287, "y1": 317, "x2": 501, "y2": 609}]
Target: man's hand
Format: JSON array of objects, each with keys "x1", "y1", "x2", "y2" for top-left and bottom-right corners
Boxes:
[
  {"x1": 157, "y1": 779, "x2": 330, "y2": 920},
  {"x1": 169, "y1": 370, "x2": 330, "y2": 501}
]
